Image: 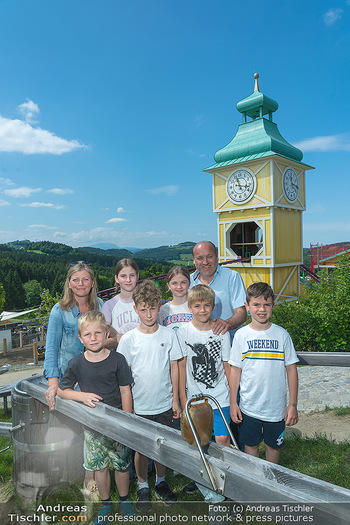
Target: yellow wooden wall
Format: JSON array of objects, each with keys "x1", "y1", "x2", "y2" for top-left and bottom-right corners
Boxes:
[{"x1": 274, "y1": 208, "x2": 302, "y2": 264}]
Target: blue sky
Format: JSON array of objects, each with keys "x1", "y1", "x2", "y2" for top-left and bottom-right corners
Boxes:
[{"x1": 0, "y1": 0, "x2": 349, "y2": 249}]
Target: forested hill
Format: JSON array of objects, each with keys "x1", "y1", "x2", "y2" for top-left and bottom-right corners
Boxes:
[
  {"x1": 0, "y1": 241, "x2": 173, "y2": 311},
  {"x1": 0, "y1": 240, "x2": 313, "y2": 312},
  {"x1": 135, "y1": 242, "x2": 196, "y2": 261}
]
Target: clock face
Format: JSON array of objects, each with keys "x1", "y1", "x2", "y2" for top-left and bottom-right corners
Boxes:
[
  {"x1": 226, "y1": 169, "x2": 256, "y2": 204},
  {"x1": 283, "y1": 168, "x2": 299, "y2": 203}
]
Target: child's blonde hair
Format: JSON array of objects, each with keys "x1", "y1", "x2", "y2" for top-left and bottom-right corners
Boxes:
[
  {"x1": 246, "y1": 282, "x2": 274, "y2": 304},
  {"x1": 60, "y1": 262, "x2": 99, "y2": 311},
  {"x1": 166, "y1": 265, "x2": 190, "y2": 284},
  {"x1": 78, "y1": 311, "x2": 108, "y2": 335},
  {"x1": 132, "y1": 279, "x2": 162, "y2": 307},
  {"x1": 187, "y1": 284, "x2": 215, "y2": 307}
]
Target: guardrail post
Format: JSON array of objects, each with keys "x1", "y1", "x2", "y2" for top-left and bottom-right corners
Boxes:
[
  {"x1": 2, "y1": 338, "x2": 7, "y2": 357},
  {"x1": 19, "y1": 331, "x2": 23, "y2": 348}
]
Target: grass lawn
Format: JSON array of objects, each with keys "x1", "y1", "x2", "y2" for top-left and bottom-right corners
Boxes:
[{"x1": 0, "y1": 409, "x2": 349, "y2": 522}]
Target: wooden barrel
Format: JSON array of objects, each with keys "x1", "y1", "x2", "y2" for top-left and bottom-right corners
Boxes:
[{"x1": 12, "y1": 380, "x2": 84, "y2": 501}]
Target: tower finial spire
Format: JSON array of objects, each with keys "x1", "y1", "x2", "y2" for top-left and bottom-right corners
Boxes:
[{"x1": 254, "y1": 73, "x2": 260, "y2": 92}]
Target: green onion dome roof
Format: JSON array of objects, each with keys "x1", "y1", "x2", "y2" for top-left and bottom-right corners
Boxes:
[{"x1": 208, "y1": 74, "x2": 303, "y2": 169}]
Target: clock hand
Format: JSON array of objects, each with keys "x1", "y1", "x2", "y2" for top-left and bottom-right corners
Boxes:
[{"x1": 235, "y1": 178, "x2": 243, "y2": 190}]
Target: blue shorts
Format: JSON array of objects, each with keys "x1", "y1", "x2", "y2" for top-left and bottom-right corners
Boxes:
[
  {"x1": 239, "y1": 412, "x2": 285, "y2": 449},
  {"x1": 213, "y1": 406, "x2": 230, "y2": 437}
]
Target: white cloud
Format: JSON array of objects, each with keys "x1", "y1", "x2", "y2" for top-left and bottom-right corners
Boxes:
[
  {"x1": 18, "y1": 99, "x2": 40, "y2": 124},
  {"x1": 47, "y1": 188, "x2": 74, "y2": 195},
  {"x1": 323, "y1": 8, "x2": 343, "y2": 26},
  {"x1": 63, "y1": 227, "x2": 173, "y2": 246},
  {"x1": 195, "y1": 114, "x2": 207, "y2": 127},
  {"x1": 117, "y1": 207, "x2": 127, "y2": 213},
  {"x1": 0, "y1": 177, "x2": 14, "y2": 186},
  {"x1": 54, "y1": 231, "x2": 67, "y2": 237},
  {"x1": 20, "y1": 201, "x2": 65, "y2": 209},
  {"x1": 105, "y1": 218, "x2": 128, "y2": 223},
  {"x1": 4, "y1": 186, "x2": 41, "y2": 198},
  {"x1": 294, "y1": 134, "x2": 350, "y2": 152},
  {"x1": 0, "y1": 199, "x2": 10, "y2": 206},
  {"x1": 0, "y1": 115, "x2": 87, "y2": 154},
  {"x1": 0, "y1": 230, "x2": 15, "y2": 242},
  {"x1": 28, "y1": 224, "x2": 58, "y2": 229},
  {"x1": 147, "y1": 185, "x2": 179, "y2": 195},
  {"x1": 142, "y1": 230, "x2": 171, "y2": 237}
]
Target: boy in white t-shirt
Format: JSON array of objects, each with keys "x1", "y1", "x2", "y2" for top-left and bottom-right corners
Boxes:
[
  {"x1": 177, "y1": 284, "x2": 232, "y2": 445},
  {"x1": 177, "y1": 284, "x2": 231, "y2": 502},
  {"x1": 118, "y1": 279, "x2": 182, "y2": 511},
  {"x1": 229, "y1": 282, "x2": 299, "y2": 464}
]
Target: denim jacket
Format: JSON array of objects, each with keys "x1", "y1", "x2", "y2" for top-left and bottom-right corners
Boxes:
[{"x1": 43, "y1": 299, "x2": 103, "y2": 380}]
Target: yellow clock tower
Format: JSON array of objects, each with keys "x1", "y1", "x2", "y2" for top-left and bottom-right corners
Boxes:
[{"x1": 205, "y1": 74, "x2": 313, "y2": 302}]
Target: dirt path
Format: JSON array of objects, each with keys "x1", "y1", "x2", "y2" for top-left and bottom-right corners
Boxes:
[{"x1": 289, "y1": 410, "x2": 350, "y2": 443}]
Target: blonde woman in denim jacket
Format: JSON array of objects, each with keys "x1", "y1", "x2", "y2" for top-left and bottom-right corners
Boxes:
[
  {"x1": 44, "y1": 262, "x2": 103, "y2": 409},
  {"x1": 43, "y1": 261, "x2": 104, "y2": 497}
]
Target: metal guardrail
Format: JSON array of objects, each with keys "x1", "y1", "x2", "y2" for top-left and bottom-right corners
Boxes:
[
  {"x1": 296, "y1": 352, "x2": 350, "y2": 367},
  {"x1": 17, "y1": 376, "x2": 350, "y2": 525}
]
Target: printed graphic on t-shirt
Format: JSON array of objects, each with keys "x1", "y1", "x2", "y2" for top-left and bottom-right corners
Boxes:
[
  {"x1": 113, "y1": 309, "x2": 139, "y2": 334},
  {"x1": 244, "y1": 338, "x2": 283, "y2": 361},
  {"x1": 162, "y1": 312, "x2": 193, "y2": 330},
  {"x1": 185, "y1": 336, "x2": 222, "y2": 389}
]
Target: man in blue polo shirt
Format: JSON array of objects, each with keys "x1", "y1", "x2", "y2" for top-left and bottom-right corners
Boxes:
[{"x1": 190, "y1": 241, "x2": 247, "y2": 342}]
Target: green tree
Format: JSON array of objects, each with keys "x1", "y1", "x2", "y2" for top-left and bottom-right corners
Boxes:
[
  {"x1": 3, "y1": 270, "x2": 26, "y2": 310},
  {"x1": 36, "y1": 289, "x2": 62, "y2": 326},
  {"x1": 96, "y1": 274, "x2": 112, "y2": 292},
  {"x1": 0, "y1": 283, "x2": 5, "y2": 313},
  {"x1": 51, "y1": 272, "x2": 65, "y2": 296},
  {"x1": 272, "y1": 257, "x2": 350, "y2": 352},
  {"x1": 24, "y1": 280, "x2": 42, "y2": 307}
]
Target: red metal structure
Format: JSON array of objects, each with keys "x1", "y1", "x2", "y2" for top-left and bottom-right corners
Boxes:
[{"x1": 311, "y1": 242, "x2": 350, "y2": 272}]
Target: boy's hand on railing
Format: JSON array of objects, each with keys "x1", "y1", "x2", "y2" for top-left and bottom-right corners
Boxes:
[
  {"x1": 81, "y1": 392, "x2": 103, "y2": 408},
  {"x1": 45, "y1": 378, "x2": 59, "y2": 410}
]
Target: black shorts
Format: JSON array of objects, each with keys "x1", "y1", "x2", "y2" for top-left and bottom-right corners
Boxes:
[
  {"x1": 239, "y1": 412, "x2": 286, "y2": 449},
  {"x1": 136, "y1": 408, "x2": 173, "y2": 428}
]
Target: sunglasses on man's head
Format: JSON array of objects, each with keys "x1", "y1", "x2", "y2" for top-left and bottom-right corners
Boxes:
[{"x1": 68, "y1": 261, "x2": 92, "y2": 267}]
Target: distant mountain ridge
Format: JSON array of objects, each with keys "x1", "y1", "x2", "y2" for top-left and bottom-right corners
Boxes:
[
  {"x1": 89, "y1": 243, "x2": 142, "y2": 252},
  {"x1": 4, "y1": 240, "x2": 311, "y2": 266},
  {"x1": 135, "y1": 242, "x2": 196, "y2": 261},
  {"x1": 4, "y1": 240, "x2": 196, "y2": 261},
  {"x1": 79, "y1": 246, "x2": 132, "y2": 257}
]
